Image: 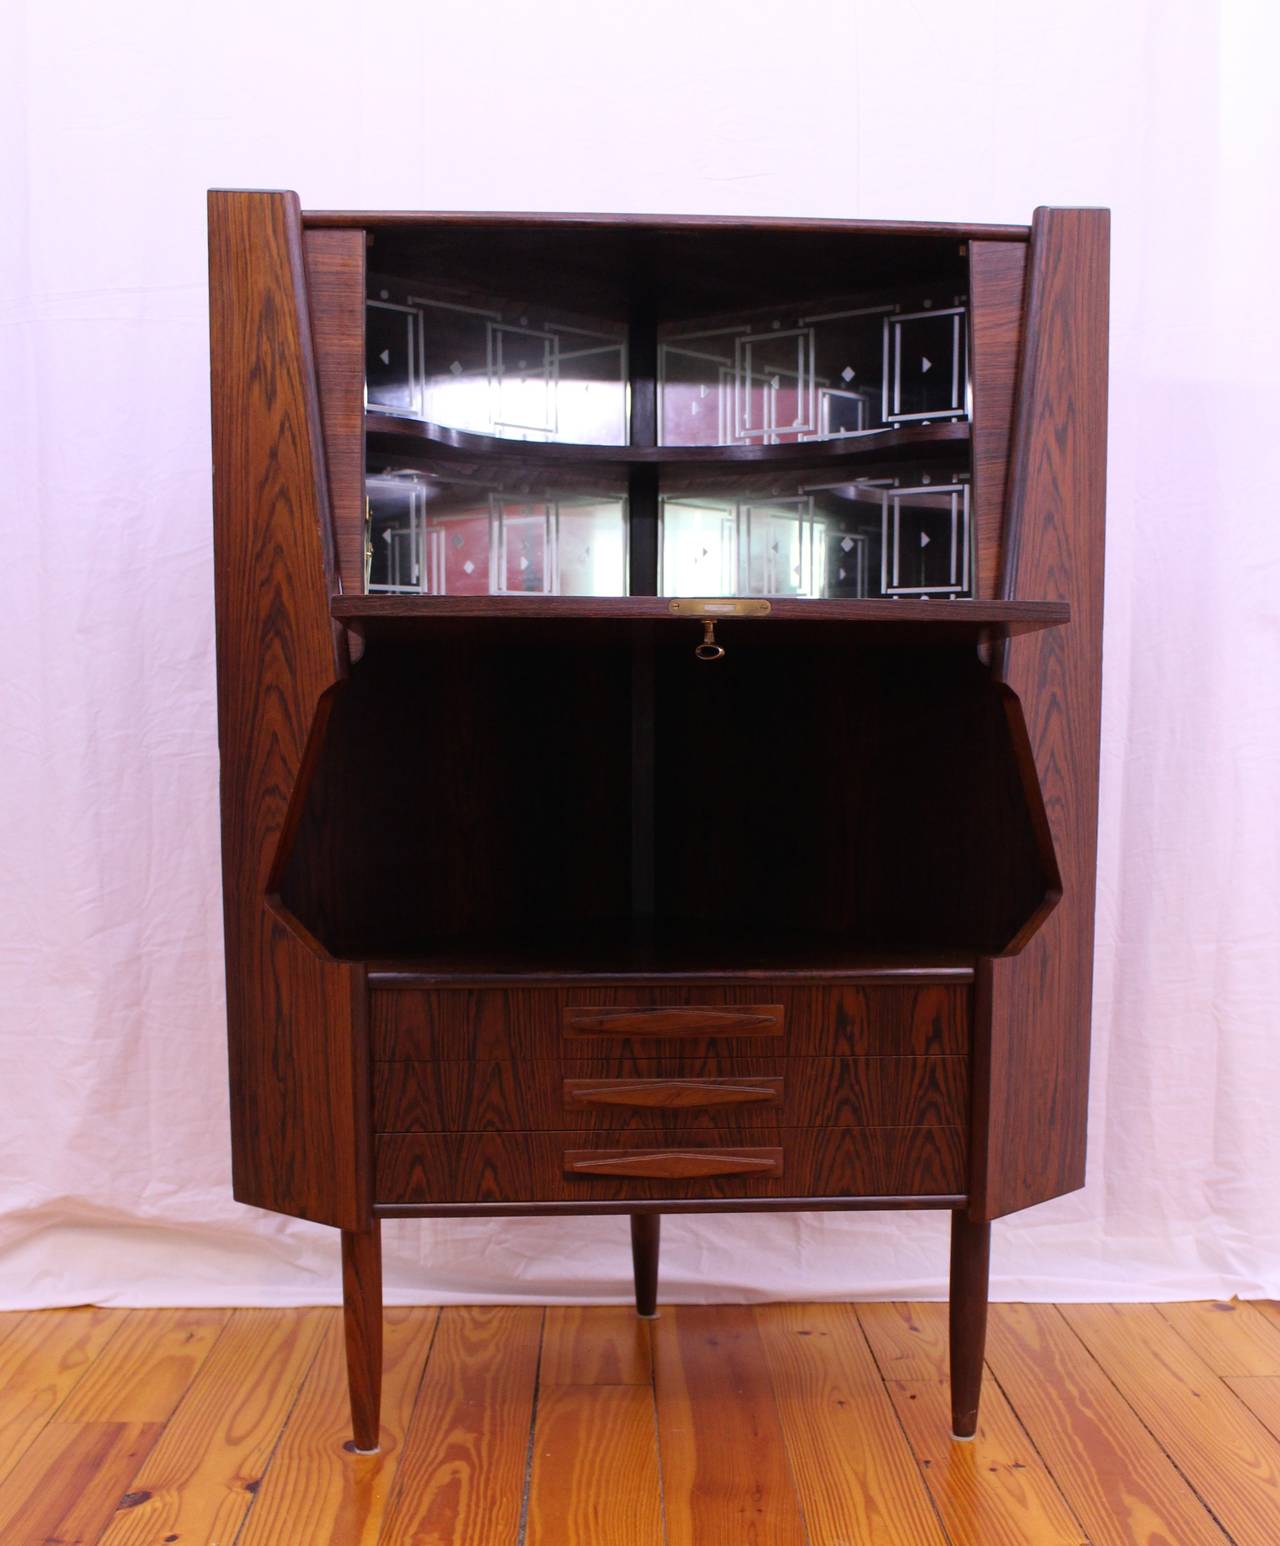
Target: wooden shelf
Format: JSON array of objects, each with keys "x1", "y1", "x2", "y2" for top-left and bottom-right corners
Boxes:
[
  {"x1": 363, "y1": 933, "x2": 978, "y2": 986},
  {"x1": 365, "y1": 412, "x2": 969, "y2": 471},
  {"x1": 333, "y1": 593, "x2": 1068, "y2": 642}
]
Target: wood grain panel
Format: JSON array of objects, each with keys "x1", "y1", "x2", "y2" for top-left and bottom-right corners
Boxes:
[
  {"x1": 1157, "y1": 1299, "x2": 1280, "y2": 1376},
  {"x1": 58, "y1": 1307, "x2": 230, "y2": 1424},
  {"x1": 209, "y1": 189, "x2": 369, "y2": 1230},
  {"x1": 0, "y1": 1420, "x2": 164, "y2": 1545},
  {"x1": 372, "y1": 982, "x2": 969, "y2": 1062},
  {"x1": 303, "y1": 227, "x2": 366, "y2": 596},
  {"x1": 96, "y1": 1308, "x2": 330, "y2": 1546},
  {"x1": 236, "y1": 1307, "x2": 438, "y2": 1546},
  {"x1": 380, "y1": 1306, "x2": 541, "y2": 1546},
  {"x1": 0, "y1": 1306, "x2": 124, "y2": 1488},
  {"x1": 540, "y1": 1307, "x2": 654, "y2": 1387},
  {"x1": 376, "y1": 1125, "x2": 966, "y2": 1203},
  {"x1": 375, "y1": 1054, "x2": 967, "y2": 1133},
  {"x1": 757, "y1": 1302, "x2": 946, "y2": 1545},
  {"x1": 976, "y1": 206, "x2": 1110, "y2": 1219},
  {"x1": 564, "y1": 1003, "x2": 784, "y2": 1039},
  {"x1": 985, "y1": 1303, "x2": 1230, "y2": 1546},
  {"x1": 969, "y1": 241, "x2": 1028, "y2": 599},
  {"x1": 653, "y1": 1306, "x2": 807, "y2": 1546},
  {"x1": 526, "y1": 1385, "x2": 664, "y2": 1546},
  {"x1": 1062, "y1": 1303, "x2": 1280, "y2": 1546},
  {"x1": 1225, "y1": 1377, "x2": 1280, "y2": 1443},
  {"x1": 857, "y1": 1300, "x2": 951, "y2": 1382},
  {"x1": 887, "y1": 1375, "x2": 1087, "y2": 1545}
]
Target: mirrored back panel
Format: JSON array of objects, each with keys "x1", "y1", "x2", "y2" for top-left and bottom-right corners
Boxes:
[
  {"x1": 659, "y1": 465, "x2": 971, "y2": 600},
  {"x1": 366, "y1": 462, "x2": 628, "y2": 597},
  {"x1": 659, "y1": 290, "x2": 968, "y2": 447},
  {"x1": 365, "y1": 458, "x2": 970, "y2": 600},
  {"x1": 366, "y1": 277, "x2": 969, "y2": 450},
  {"x1": 368, "y1": 277, "x2": 629, "y2": 445}
]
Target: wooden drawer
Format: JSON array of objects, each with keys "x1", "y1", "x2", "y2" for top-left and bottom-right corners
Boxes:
[
  {"x1": 375, "y1": 1125, "x2": 967, "y2": 1203},
  {"x1": 373, "y1": 1055, "x2": 969, "y2": 1134},
  {"x1": 371, "y1": 982, "x2": 969, "y2": 1061}
]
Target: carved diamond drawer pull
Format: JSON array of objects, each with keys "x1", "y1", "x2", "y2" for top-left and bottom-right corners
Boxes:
[
  {"x1": 564, "y1": 1147, "x2": 783, "y2": 1179},
  {"x1": 564, "y1": 1078, "x2": 783, "y2": 1111}
]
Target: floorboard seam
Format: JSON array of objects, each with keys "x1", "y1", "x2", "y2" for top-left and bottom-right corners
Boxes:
[
  {"x1": 648, "y1": 1316, "x2": 671, "y2": 1546},
  {"x1": 228, "y1": 1310, "x2": 333, "y2": 1546},
  {"x1": 373, "y1": 1303, "x2": 444, "y2": 1542},
  {"x1": 84, "y1": 1310, "x2": 239, "y2": 1541},
  {"x1": 979, "y1": 1351, "x2": 1093, "y2": 1544},
  {"x1": 752, "y1": 1306, "x2": 814, "y2": 1546},
  {"x1": 1050, "y1": 1306, "x2": 1240, "y2": 1546},
  {"x1": 850, "y1": 1303, "x2": 957, "y2": 1546},
  {"x1": 515, "y1": 1307, "x2": 547, "y2": 1546}
]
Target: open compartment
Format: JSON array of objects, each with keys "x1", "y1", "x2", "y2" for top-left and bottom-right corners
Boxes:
[{"x1": 277, "y1": 621, "x2": 1055, "y2": 970}]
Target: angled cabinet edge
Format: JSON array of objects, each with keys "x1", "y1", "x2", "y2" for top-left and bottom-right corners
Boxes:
[{"x1": 209, "y1": 189, "x2": 370, "y2": 1230}]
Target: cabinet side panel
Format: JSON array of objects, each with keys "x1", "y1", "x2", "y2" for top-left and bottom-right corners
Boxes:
[
  {"x1": 969, "y1": 240, "x2": 1028, "y2": 598},
  {"x1": 303, "y1": 228, "x2": 366, "y2": 594},
  {"x1": 973, "y1": 207, "x2": 1109, "y2": 1220},
  {"x1": 209, "y1": 190, "x2": 369, "y2": 1229}
]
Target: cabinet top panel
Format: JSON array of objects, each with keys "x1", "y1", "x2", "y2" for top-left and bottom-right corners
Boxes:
[{"x1": 302, "y1": 209, "x2": 1031, "y2": 241}]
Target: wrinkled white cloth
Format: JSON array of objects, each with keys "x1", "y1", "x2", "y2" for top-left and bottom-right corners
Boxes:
[{"x1": 2, "y1": 0, "x2": 1279, "y2": 1307}]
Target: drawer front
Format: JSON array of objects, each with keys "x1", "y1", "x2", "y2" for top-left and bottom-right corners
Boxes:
[
  {"x1": 372, "y1": 983, "x2": 968, "y2": 1062},
  {"x1": 375, "y1": 1125, "x2": 966, "y2": 1203},
  {"x1": 374, "y1": 1055, "x2": 969, "y2": 1134}
]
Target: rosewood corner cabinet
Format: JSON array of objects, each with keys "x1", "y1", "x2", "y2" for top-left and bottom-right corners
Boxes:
[{"x1": 207, "y1": 192, "x2": 1108, "y2": 1447}]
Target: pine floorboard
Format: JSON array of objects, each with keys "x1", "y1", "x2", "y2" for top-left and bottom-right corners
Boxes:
[{"x1": 0, "y1": 1300, "x2": 1276, "y2": 1544}]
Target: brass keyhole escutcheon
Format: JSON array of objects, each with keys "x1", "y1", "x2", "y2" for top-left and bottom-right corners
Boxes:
[{"x1": 694, "y1": 620, "x2": 726, "y2": 662}]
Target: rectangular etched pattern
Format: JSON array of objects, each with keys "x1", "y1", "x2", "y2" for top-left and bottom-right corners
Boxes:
[
  {"x1": 373, "y1": 1055, "x2": 969, "y2": 1134},
  {"x1": 375, "y1": 1125, "x2": 966, "y2": 1202},
  {"x1": 372, "y1": 984, "x2": 969, "y2": 1062}
]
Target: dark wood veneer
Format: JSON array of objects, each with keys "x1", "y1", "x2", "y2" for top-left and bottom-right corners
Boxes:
[
  {"x1": 210, "y1": 194, "x2": 1106, "y2": 1450},
  {"x1": 373, "y1": 1054, "x2": 969, "y2": 1134},
  {"x1": 333, "y1": 593, "x2": 1068, "y2": 640},
  {"x1": 371, "y1": 984, "x2": 970, "y2": 1063},
  {"x1": 306, "y1": 210, "x2": 1030, "y2": 239},
  {"x1": 376, "y1": 1125, "x2": 968, "y2": 1203},
  {"x1": 208, "y1": 190, "x2": 368, "y2": 1231},
  {"x1": 564, "y1": 1147, "x2": 785, "y2": 1180},
  {"x1": 969, "y1": 241, "x2": 1029, "y2": 598},
  {"x1": 302, "y1": 229, "x2": 365, "y2": 596},
  {"x1": 563, "y1": 1076, "x2": 786, "y2": 1113},
  {"x1": 562, "y1": 1004, "x2": 786, "y2": 1039},
  {"x1": 974, "y1": 207, "x2": 1109, "y2": 1221}
]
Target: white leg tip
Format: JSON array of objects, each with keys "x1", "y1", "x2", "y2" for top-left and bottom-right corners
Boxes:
[{"x1": 950, "y1": 1430, "x2": 977, "y2": 1443}]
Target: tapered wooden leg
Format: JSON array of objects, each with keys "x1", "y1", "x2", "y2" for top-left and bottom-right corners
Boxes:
[
  {"x1": 630, "y1": 1213, "x2": 660, "y2": 1318},
  {"x1": 342, "y1": 1221, "x2": 383, "y2": 1453},
  {"x1": 949, "y1": 1210, "x2": 991, "y2": 1440}
]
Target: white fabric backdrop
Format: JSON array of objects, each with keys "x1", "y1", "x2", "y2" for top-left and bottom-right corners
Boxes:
[{"x1": 3, "y1": 0, "x2": 1279, "y2": 1309}]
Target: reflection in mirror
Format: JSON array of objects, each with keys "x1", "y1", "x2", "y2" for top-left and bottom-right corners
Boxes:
[
  {"x1": 365, "y1": 466, "x2": 627, "y2": 596},
  {"x1": 659, "y1": 291, "x2": 967, "y2": 447},
  {"x1": 366, "y1": 277, "x2": 627, "y2": 446},
  {"x1": 659, "y1": 471, "x2": 970, "y2": 599}
]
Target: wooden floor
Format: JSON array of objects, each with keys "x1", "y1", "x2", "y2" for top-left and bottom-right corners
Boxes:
[{"x1": 2, "y1": 1300, "x2": 1280, "y2": 1544}]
